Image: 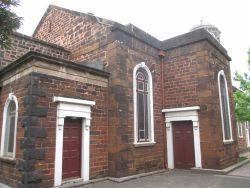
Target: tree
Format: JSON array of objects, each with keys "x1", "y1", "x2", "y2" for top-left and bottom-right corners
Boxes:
[
  {"x1": 0, "y1": 0, "x2": 22, "y2": 49},
  {"x1": 234, "y1": 49, "x2": 250, "y2": 122}
]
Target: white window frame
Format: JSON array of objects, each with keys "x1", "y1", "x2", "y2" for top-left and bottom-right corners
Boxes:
[
  {"x1": 133, "y1": 62, "x2": 155, "y2": 147},
  {"x1": 245, "y1": 122, "x2": 250, "y2": 148},
  {"x1": 237, "y1": 122, "x2": 243, "y2": 138},
  {"x1": 237, "y1": 122, "x2": 245, "y2": 138},
  {"x1": 218, "y1": 70, "x2": 233, "y2": 143},
  {"x1": 0, "y1": 93, "x2": 18, "y2": 159}
]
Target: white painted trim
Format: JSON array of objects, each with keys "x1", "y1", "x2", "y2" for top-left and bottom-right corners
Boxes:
[
  {"x1": 166, "y1": 122, "x2": 174, "y2": 169},
  {"x1": 0, "y1": 93, "x2": 18, "y2": 159},
  {"x1": 246, "y1": 122, "x2": 250, "y2": 148},
  {"x1": 162, "y1": 106, "x2": 200, "y2": 113},
  {"x1": 217, "y1": 70, "x2": 233, "y2": 143},
  {"x1": 163, "y1": 106, "x2": 202, "y2": 169},
  {"x1": 54, "y1": 96, "x2": 94, "y2": 187},
  {"x1": 133, "y1": 62, "x2": 155, "y2": 144},
  {"x1": 237, "y1": 122, "x2": 243, "y2": 138},
  {"x1": 53, "y1": 96, "x2": 95, "y2": 106}
]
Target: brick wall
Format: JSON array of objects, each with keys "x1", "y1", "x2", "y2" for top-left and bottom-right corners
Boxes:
[
  {"x1": 202, "y1": 41, "x2": 237, "y2": 169},
  {"x1": 0, "y1": 5, "x2": 240, "y2": 185},
  {"x1": 33, "y1": 5, "x2": 111, "y2": 63},
  {"x1": 33, "y1": 5, "x2": 238, "y2": 171},
  {"x1": 164, "y1": 44, "x2": 199, "y2": 108},
  {"x1": 33, "y1": 6, "x2": 167, "y2": 177},
  {"x1": 0, "y1": 53, "x2": 109, "y2": 187},
  {"x1": 164, "y1": 41, "x2": 238, "y2": 169},
  {"x1": 237, "y1": 122, "x2": 248, "y2": 152},
  {"x1": 105, "y1": 31, "x2": 165, "y2": 177},
  {"x1": 33, "y1": 73, "x2": 108, "y2": 187},
  {"x1": 0, "y1": 32, "x2": 70, "y2": 69},
  {"x1": 0, "y1": 75, "x2": 29, "y2": 188},
  {"x1": 0, "y1": 73, "x2": 108, "y2": 187}
]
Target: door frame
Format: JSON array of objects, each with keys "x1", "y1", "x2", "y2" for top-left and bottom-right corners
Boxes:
[
  {"x1": 162, "y1": 106, "x2": 202, "y2": 169},
  {"x1": 53, "y1": 97, "x2": 95, "y2": 187}
]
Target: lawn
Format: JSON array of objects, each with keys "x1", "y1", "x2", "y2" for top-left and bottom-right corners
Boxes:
[{"x1": 239, "y1": 156, "x2": 248, "y2": 162}]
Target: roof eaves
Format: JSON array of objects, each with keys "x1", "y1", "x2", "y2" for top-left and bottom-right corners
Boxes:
[
  {"x1": 0, "y1": 51, "x2": 110, "y2": 79},
  {"x1": 162, "y1": 28, "x2": 231, "y2": 61},
  {"x1": 110, "y1": 23, "x2": 161, "y2": 49}
]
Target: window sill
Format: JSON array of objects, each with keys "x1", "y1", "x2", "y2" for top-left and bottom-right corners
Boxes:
[
  {"x1": 223, "y1": 139, "x2": 234, "y2": 144},
  {"x1": 0, "y1": 156, "x2": 16, "y2": 165},
  {"x1": 134, "y1": 142, "x2": 156, "y2": 147}
]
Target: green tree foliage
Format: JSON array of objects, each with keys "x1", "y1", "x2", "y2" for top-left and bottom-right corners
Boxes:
[
  {"x1": 0, "y1": 0, "x2": 22, "y2": 49},
  {"x1": 234, "y1": 49, "x2": 250, "y2": 122}
]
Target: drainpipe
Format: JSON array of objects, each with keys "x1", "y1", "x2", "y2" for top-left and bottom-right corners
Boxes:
[{"x1": 158, "y1": 50, "x2": 167, "y2": 169}]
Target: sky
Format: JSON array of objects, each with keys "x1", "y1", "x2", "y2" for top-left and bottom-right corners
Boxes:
[{"x1": 13, "y1": 0, "x2": 250, "y2": 86}]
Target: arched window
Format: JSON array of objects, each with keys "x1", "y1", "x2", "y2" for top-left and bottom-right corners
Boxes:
[
  {"x1": 133, "y1": 63, "x2": 155, "y2": 145},
  {"x1": 1, "y1": 93, "x2": 18, "y2": 158},
  {"x1": 218, "y1": 70, "x2": 233, "y2": 142}
]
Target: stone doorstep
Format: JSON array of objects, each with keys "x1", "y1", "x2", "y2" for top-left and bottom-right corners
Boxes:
[
  {"x1": 191, "y1": 159, "x2": 250, "y2": 175},
  {"x1": 59, "y1": 169, "x2": 168, "y2": 188}
]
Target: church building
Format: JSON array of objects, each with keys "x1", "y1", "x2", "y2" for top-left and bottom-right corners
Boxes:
[{"x1": 0, "y1": 5, "x2": 238, "y2": 188}]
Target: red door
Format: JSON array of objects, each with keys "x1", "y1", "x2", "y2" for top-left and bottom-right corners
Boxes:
[
  {"x1": 62, "y1": 117, "x2": 82, "y2": 180},
  {"x1": 173, "y1": 121, "x2": 195, "y2": 169}
]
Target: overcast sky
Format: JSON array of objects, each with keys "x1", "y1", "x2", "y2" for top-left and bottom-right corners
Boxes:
[{"x1": 14, "y1": 0, "x2": 250, "y2": 85}]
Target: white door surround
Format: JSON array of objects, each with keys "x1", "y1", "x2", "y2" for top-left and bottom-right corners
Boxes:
[
  {"x1": 162, "y1": 106, "x2": 202, "y2": 169},
  {"x1": 53, "y1": 96, "x2": 95, "y2": 187}
]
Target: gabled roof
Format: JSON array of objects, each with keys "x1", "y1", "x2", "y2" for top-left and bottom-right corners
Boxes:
[
  {"x1": 32, "y1": 5, "x2": 231, "y2": 60},
  {"x1": 33, "y1": 5, "x2": 161, "y2": 49},
  {"x1": 32, "y1": 4, "x2": 115, "y2": 37}
]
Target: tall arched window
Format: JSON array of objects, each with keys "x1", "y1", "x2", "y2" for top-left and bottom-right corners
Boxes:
[
  {"x1": 1, "y1": 93, "x2": 18, "y2": 158},
  {"x1": 218, "y1": 70, "x2": 233, "y2": 142},
  {"x1": 133, "y1": 62, "x2": 155, "y2": 145}
]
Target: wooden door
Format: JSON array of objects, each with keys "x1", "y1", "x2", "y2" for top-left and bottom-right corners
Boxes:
[
  {"x1": 62, "y1": 117, "x2": 82, "y2": 180},
  {"x1": 173, "y1": 121, "x2": 195, "y2": 169}
]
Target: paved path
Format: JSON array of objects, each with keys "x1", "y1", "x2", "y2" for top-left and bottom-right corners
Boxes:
[
  {"x1": 227, "y1": 151, "x2": 250, "y2": 178},
  {"x1": 229, "y1": 163, "x2": 250, "y2": 177},
  {"x1": 80, "y1": 170, "x2": 250, "y2": 188},
  {"x1": 240, "y1": 151, "x2": 250, "y2": 158},
  {"x1": 76, "y1": 152, "x2": 250, "y2": 188}
]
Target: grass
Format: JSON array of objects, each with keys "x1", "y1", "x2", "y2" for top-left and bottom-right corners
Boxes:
[{"x1": 239, "y1": 156, "x2": 248, "y2": 162}]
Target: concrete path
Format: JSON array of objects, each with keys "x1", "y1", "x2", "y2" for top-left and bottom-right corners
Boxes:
[
  {"x1": 240, "y1": 151, "x2": 250, "y2": 158},
  {"x1": 73, "y1": 152, "x2": 250, "y2": 188},
  {"x1": 80, "y1": 170, "x2": 250, "y2": 188},
  {"x1": 228, "y1": 163, "x2": 250, "y2": 177},
  {"x1": 228, "y1": 151, "x2": 250, "y2": 178}
]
